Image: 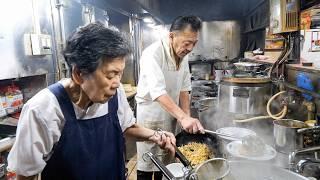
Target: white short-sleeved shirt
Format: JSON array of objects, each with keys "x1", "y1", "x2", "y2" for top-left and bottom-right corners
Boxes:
[
  {"x1": 135, "y1": 38, "x2": 192, "y2": 103},
  {"x1": 7, "y1": 82, "x2": 135, "y2": 176},
  {"x1": 135, "y1": 38, "x2": 192, "y2": 171}
]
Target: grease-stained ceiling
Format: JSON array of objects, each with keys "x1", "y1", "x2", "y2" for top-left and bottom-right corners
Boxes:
[
  {"x1": 92, "y1": 0, "x2": 266, "y2": 23},
  {"x1": 135, "y1": 0, "x2": 266, "y2": 23}
]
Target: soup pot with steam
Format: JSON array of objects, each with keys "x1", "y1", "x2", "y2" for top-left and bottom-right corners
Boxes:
[{"x1": 273, "y1": 119, "x2": 309, "y2": 154}]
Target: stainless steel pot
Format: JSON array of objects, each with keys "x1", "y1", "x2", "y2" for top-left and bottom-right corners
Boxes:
[
  {"x1": 224, "y1": 161, "x2": 308, "y2": 180},
  {"x1": 218, "y1": 82, "x2": 271, "y2": 115},
  {"x1": 273, "y1": 119, "x2": 309, "y2": 154},
  {"x1": 195, "y1": 97, "x2": 219, "y2": 130}
]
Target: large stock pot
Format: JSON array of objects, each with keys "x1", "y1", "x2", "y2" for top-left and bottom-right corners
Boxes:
[
  {"x1": 219, "y1": 81, "x2": 271, "y2": 115},
  {"x1": 195, "y1": 97, "x2": 219, "y2": 130}
]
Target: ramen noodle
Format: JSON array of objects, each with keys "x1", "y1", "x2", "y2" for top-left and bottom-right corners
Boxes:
[{"x1": 178, "y1": 142, "x2": 213, "y2": 166}]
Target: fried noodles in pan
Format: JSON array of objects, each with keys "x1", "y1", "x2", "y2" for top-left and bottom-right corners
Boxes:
[{"x1": 178, "y1": 142, "x2": 214, "y2": 166}]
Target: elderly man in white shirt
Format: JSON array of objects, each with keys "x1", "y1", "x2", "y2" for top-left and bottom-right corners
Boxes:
[
  {"x1": 7, "y1": 22, "x2": 176, "y2": 180},
  {"x1": 135, "y1": 16, "x2": 204, "y2": 180}
]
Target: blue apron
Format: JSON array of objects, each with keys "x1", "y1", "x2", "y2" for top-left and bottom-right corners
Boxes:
[{"x1": 41, "y1": 83, "x2": 125, "y2": 180}]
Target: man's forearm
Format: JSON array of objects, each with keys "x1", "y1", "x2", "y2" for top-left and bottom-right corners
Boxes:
[
  {"x1": 156, "y1": 94, "x2": 204, "y2": 134},
  {"x1": 179, "y1": 91, "x2": 190, "y2": 116},
  {"x1": 156, "y1": 94, "x2": 187, "y2": 122}
]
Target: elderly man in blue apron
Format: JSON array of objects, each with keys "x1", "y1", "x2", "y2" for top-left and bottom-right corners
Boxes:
[
  {"x1": 7, "y1": 22, "x2": 176, "y2": 180},
  {"x1": 135, "y1": 16, "x2": 204, "y2": 180}
]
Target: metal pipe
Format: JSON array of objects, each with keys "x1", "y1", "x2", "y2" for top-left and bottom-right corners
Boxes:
[
  {"x1": 143, "y1": 152, "x2": 175, "y2": 180},
  {"x1": 129, "y1": 14, "x2": 142, "y2": 85},
  {"x1": 55, "y1": 0, "x2": 66, "y2": 47},
  {"x1": 31, "y1": 0, "x2": 41, "y2": 34},
  {"x1": 51, "y1": 0, "x2": 69, "y2": 79},
  {"x1": 104, "y1": 4, "x2": 131, "y2": 17},
  {"x1": 282, "y1": 82, "x2": 320, "y2": 99}
]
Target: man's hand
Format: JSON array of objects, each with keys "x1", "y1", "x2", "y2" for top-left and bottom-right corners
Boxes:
[
  {"x1": 156, "y1": 94, "x2": 204, "y2": 134},
  {"x1": 179, "y1": 116, "x2": 204, "y2": 134},
  {"x1": 148, "y1": 130, "x2": 176, "y2": 155}
]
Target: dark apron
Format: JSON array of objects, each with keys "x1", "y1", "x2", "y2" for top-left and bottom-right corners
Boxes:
[{"x1": 41, "y1": 83, "x2": 125, "y2": 180}]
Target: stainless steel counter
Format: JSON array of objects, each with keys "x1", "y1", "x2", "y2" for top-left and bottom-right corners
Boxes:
[{"x1": 220, "y1": 135, "x2": 319, "y2": 179}]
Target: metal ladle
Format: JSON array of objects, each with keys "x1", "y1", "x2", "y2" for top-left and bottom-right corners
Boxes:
[
  {"x1": 204, "y1": 129, "x2": 265, "y2": 152},
  {"x1": 204, "y1": 129, "x2": 241, "y2": 141}
]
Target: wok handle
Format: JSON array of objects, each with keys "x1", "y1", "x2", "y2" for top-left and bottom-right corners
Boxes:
[
  {"x1": 143, "y1": 152, "x2": 175, "y2": 180},
  {"x1": 175, "y1": 146, "x2": 192, "y2": 167}
]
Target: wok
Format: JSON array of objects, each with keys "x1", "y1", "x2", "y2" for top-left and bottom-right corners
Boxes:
[{"x1": 176, "y1": 130, "x2": 223, "y2": 158}]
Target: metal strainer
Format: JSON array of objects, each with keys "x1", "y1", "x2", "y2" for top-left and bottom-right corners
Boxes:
[{"x1": 189, "y1": 158, "x2": 230, "y2": 180}]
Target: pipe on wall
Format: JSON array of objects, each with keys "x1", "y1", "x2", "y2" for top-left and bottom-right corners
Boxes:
[{"x1": 283, "y1": 81, "x2": 320, "y2": 99}]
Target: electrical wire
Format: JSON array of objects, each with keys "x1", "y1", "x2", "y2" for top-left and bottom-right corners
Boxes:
[
  {"x1": 267, "y1": 91, "x2": 288, "y2": 119},
  {"x1": 268, "y1": 34, "x2": 289, "y2": 78}
]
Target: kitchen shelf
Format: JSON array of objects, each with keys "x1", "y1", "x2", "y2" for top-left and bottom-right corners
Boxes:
[
  {"x1": 246, "y1": 58, "x2": 276, "y2": 64},
  {"x1": 265, "y1": 48, "x2": 284, "y2": 51},
  {"x1": 266, "y1": 38, "x2": 285, "y2": 41},
  {"x1": 247, "y1": 58, "x2": 320, "y2": 73},
  {"x1": 188, "y1": 59, "x2": 215, "y2": 65}
]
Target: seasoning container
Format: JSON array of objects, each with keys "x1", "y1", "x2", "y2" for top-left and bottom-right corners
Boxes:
[{"x1": 3, "y1": 84, "x2": 23, "y2": 114}]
